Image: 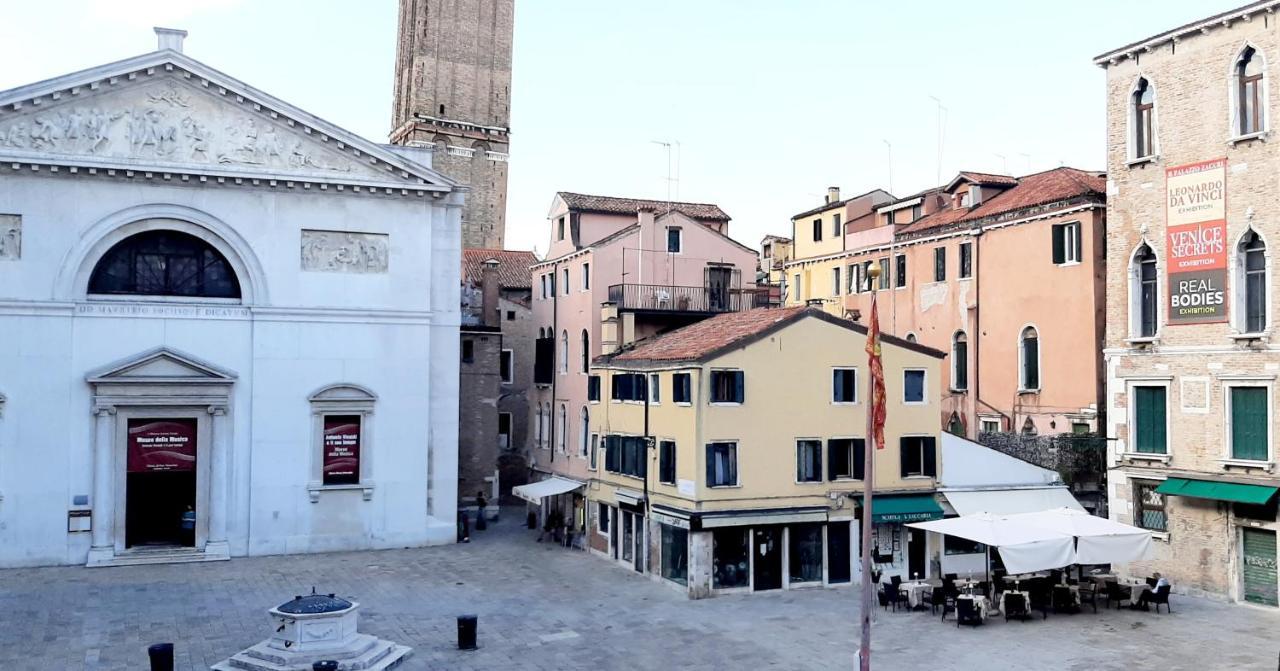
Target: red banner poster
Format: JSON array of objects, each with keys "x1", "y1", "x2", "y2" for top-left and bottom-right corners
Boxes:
[
  {"x1": 1166, "y1": 158, "x2": 1228, "y2": 324},
  {"x1": 323, "y1": 415, "x2": 361, "y2": 485},
  {"x1": 127, "y1": 419, "x2": 197, "y2": 473}
]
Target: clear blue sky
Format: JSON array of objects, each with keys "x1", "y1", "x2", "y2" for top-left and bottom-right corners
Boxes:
[{"x1": 0, "y1": 0, "x2": 1237, "y2": 255}]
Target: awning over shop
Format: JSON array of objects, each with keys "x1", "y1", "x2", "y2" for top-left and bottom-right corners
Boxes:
[
  {"x1": 1155, "y1": 477, "x2": 1278, "y2": 505},
  {"x1": 855, "y1": 494, "x2": 944, "y2": 524},
  {"x1": 512, "y1": 476, "x2": 584, "y2": 505},
  {"x1": 944, "y1": 487, "x2": 1084, "y2": 517}
]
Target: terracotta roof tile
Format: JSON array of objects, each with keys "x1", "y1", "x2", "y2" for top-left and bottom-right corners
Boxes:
[
  {"x1": 955, "y1": 171, "x2": 1019, "y2": 187},
  {"x1": 898, "y1": 167, "x2": 1105, "y2": 237},
  {"x1": 558, "y1": 191, "x2": 730, "y2": 222},
  {"x1": 461, "y1": 248, "x2": 538, "y2": 288},
  {"x1": 609, "y1": 307, "x2": 810, "y2": 363}
]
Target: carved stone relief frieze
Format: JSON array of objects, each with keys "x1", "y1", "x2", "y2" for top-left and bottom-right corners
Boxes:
[
  {"x1": 301, "y1": 230, "x2": 389, "y2": 274},
  {"x1": 0, "y1": 215, "x2": 20, "y2": 261},
  {"x1": 0, "y1": 80, "x2": 364, "y2": 178}
]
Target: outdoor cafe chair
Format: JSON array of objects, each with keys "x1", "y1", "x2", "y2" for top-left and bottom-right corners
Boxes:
[
  {"x1": 1076, "y1": 581, "x2": 1099, "y2": 613},
  {"x1": 1052, "y1": 584, "x2": 1080, "y2": 614},
  {"x1": 1149, "y1": 585, "x2": 1172, "y2": 614},
  {"x1": 1104, "y1": 581, "x2": 1129, "y2": 609},
  {"x1": 1027, "y1": 583, "x2": 1051, "y2": 620},
  {"x1": 931, "y1": 587, "x2": 956, "y2": 620},
  {"x1": 1004, "y1": 592, "x2": 1031, "y2": 623},
  {"x1": 955, "y1": 598, "x2": 983, "y2": 628}
]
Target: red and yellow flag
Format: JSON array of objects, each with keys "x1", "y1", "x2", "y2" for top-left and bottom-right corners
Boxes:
[{"x1": 865, "y1": 291, "x2": 887, "y2": 450}]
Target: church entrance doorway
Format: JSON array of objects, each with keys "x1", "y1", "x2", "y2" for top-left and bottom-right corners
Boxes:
[{"x1": 124, "y1": 418, "x2": 198, "y2": 548}]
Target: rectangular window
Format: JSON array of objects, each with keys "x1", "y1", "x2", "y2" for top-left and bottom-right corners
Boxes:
[
  {"x1": 610, "y1": 372, "x2": 647, "y2": 402},
  {"x1": 498, "y1": 412, "x2": 512, "y2": 449},
  {"x1": 582, "y1": 262, "x2": 590, "y2": 290},
  {"x1": 861, "y1": 261, "x2": 872, "y2": 292},
  {"x1": 1230, "y1": 386, "x2": 1269, "y2": 461},
  {"x1": 649, "y1": 373, "x2": 661, "y2": 404},
  {"x1": 667, "y1": 227, "x2": 682, "y2": 253},
  {"x1": 812, "y1": 219, "x2": 823, "y2": 242},
  {"x1": 540, "y1": 274, "x2": 548, "y2": 299},
  {"x1": 1132, "y1": 385, "x2": 1167, "y2": 454},
  {"x1": 796, "y1": 440, "x2": 822, "y2": 482},
  {"x1": 499, "y1": 349, "x2": 513, "y2": 384},
  {"x1": 933, "y1": 247, "x2": 946, "y2": 282},
  {"x1": 710, "y1": 370, "x2": 744, "y2": 404},
  {"x1": 789, "y1": 523, "x2": 824, "y2": 583},
  {"x1": 828, "y1": 438, "x2": 865, "y2": 480},
  {"x1": 903, "y1": 370, "x2": 925, "y2": 404},
  {"x1": 673, "y1": 372, "x2": 692, "y2": 403},
  {"x1": 1134, "y1": 481, "x2": 1167, "y2": 532},
  {"x1": 587, "y1": 374, "x2": 601, "y2": 402},
  {"x1": 832, "y1": 267, "x2": 842, "y2": 296},
  {"x1": 712, "y1": 528, "x2": 750, "y2": 588},
  {"x1": 959, "y1": 242, "x2": 973, "y2": 279},
  {"x1": 895, "y1": 254, "x2": 906, "y2": 288},
  {"x1": 878, "y1": 258, "x2": 890, "y2": 289},
  {"x1": 833, "y1": 368, "x2": 857, "y2": 403},
  {"x1": 549, "y1": 271, "x2": 556, "y2": 296},
  {"x1": 1052, "y1": 222, "x2": 1082, "y2": 265},
  {"x1": 604, "y1": 435, "x2": 648, "y2": 478},
  {"x1": 506, "y1": 310, "x2": 515, "y2": 321},
  {"x1": 899, "y1": 436, "x2": 937, "y2": 478},
  {"x1": 981, "y1": 419, "x2": 1000, "y2": 434},
  {"x1": 562, "y1": 268, "x2": 569, "y2": 295},
  {"x1": 952, "y1": 339, "x2": 968, "y2": 391},
  {"x1": 661, "y1": 524, "x2": 689, "y2": 586},
  {"x1": 793, "y1": 273, "x2": 802, "y2": 301},
  {"x1": 847, "y1": 264, "x2": 859, "y2": 294},
  {"x1": 597, "y1": 501, "x2": 610, "y2": 533},
  {"x1": 322, "y1": 415, "x2": 361, "y2": 485},
  {"x1": 589, "y1": 433, "x2": 598, "y2": 470},
  {"x1": 557, "y1": 216, "x2": 565, "y2": 241},
  {"x1": 659, "y1": 440, "x2": 676, "y2": 484},
  {"x1": 911, "y1": 204, "x2": 922, "y2": 221},
  {"x1": 706, "y1": 442, "x2": 738, "y2": 487},
  {"x1": 461, "y1": 339, "x2": 474, "y2": 364},
  {"x1": 832, "y1": 213, "x2": 842, "y2": 236},
  {"x1": 534, "y1": 337, "x2": 554, "y2": 385}
]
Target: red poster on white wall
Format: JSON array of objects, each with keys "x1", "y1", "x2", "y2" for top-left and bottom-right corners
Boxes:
[
  {"x1": 127, "y1": 419, "x2": 197, "y2": 473},
  {"x1": 323, "y1": 415, "x2": 361, "y2": 485}
]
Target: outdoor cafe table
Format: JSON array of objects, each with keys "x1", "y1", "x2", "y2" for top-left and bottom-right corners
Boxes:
[
  {"x1": 1088, "y1": 573, "x2": 1149, "y2": 605},
  {"x1": 957, "y1": 594, "x2": 990, "y2": 620},
  {"x1": 1000, "y1": 590, "x2": 1030, "y2": 615},
  {"x1": 901, "y1": 580, "x2": 939, "y2": 609}
]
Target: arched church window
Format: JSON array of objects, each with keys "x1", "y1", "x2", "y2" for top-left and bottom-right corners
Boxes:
[{"x1": 89, "y1": 230, "x2": 240, "y2": 299}]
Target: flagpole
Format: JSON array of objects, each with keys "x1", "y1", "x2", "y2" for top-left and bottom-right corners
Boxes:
[{"x1": 858, "y1": 266, "x2": 881, "y2": 671}]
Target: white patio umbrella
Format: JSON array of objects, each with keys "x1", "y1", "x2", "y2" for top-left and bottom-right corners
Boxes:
[
  {"x1": 907, "y1": 513, "x2": 1077, "y2": 575},
  {"x1": 1007, "y1": 507, "x2": 1154, "y2": 565}
]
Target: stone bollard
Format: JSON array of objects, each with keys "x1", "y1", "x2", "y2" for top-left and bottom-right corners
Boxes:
[
  {"x1": 457, "y1": 614, "x2": 478, "y2": 650},
  {"x1": 147, "y1": 643, "x2": 174, "y2": 671}
]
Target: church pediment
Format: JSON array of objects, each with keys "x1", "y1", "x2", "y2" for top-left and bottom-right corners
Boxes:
[
  {"x1": 87, "y1": 347, "x2": 237, "y2": 384},
  {"x1": 0, "y1": 52, "x2": 457, "y2": 193}
]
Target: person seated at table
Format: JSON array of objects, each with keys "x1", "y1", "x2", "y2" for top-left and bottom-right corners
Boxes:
[{"x1": 1136, "y1": 573, "x2": 1169, "y2": 609}]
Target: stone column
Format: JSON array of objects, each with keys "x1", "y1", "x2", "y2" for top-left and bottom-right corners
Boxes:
[
  {"x1": 205, "y1": 405, "x2": 231, "y2": 559},
  {"x1": 86, "y1": 405, "x2": 116, "y2": 565}
]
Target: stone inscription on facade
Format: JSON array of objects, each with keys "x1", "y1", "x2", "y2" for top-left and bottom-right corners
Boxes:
[
  {"x1": 301, "y1": 230, "x2": 389, "y2": 274},
  {"x1": 0, "y1": 81, "x2": 363, "y2": 177},
  {"x1": 0, "y1": 214, "x2": 19, "y2": 260},
  {"x1": 75, "y1": 304, "x2": 251, "y2": 319}
]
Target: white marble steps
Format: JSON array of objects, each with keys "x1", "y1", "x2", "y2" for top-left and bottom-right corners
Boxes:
[{"x1": 211, "y1": 634, "x2": 411, "y2": 671}]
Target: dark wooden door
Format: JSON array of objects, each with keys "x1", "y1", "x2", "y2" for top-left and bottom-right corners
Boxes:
[{"x1": 753, "y1": 527, "x2": 783, "y2": 591}]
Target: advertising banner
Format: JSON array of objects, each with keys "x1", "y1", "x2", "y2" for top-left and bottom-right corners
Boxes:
[
  {"x1": 323, "y1": 415, "x2": 361, "y2": 485},
  {"x1": 127, "y1": 418, "x2": 197, "y2": 472},
  {"x1": 1166, "y1": 158, "x2": 1228, "y2": 324}
]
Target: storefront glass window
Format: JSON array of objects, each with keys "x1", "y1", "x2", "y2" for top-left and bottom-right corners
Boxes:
[
  {"x1": 661, "y1": 524, "x2": 689, "y2": 586},
  {"x1": 789, "y1": 523, "x2": 824, "y2": 583},
  {"x1": 621, "y1": 511, "x2": 634, "y2": 562},
  {"x1": 712, "y1": 528, "x2": 750, "y2": 589}
]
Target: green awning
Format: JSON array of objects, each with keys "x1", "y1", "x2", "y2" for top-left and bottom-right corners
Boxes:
[
  {"x1": 1155, "y1": 477, "x2": 1278, "y2": 505},
  {"x1": 855, "y1": 494, "x2": 944, "y2": 523}
]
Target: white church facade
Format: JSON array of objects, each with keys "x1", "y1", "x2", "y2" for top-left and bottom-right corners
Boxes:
[{"x1": 0, "y1": 29, "x2": 462, "y2": 567}]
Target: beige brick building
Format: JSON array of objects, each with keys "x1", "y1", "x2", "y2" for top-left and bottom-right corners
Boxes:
[{"x1": 1099, "y1": 0, "x2": 1280, "y2": 606}]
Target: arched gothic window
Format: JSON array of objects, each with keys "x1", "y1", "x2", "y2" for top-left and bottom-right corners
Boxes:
[
  {"x1": 952, "y1": 331, "x2": 969, "y2": 391},
  {"x1": 1019, "y1": 326, "x2": 1040, "y2": 391},
  {"x1": 1133, "y1": 78, "x2": 1155, "y2": 158},
  {"x1": 1241, "y1": 231, "x2": 1267, "y2": 334},
  {"x1": 580, "y1": 406, "x2": 590, "y2": 458},
  {"x1": 89, "y1": 230, "x2": 240, "y2": 298},
  {"x1": 560, "y1": 330, "x2": 569, "y2": 374},
  {"x1": 1134, "y1": 244, "x2": 1158, "y2": 338},
  {"x1": 558, "y1": 404, "x2": 567, "y2": 453},
  {"x1": 1238, "y1": 47, "x2": 1265, "y2": 136}
]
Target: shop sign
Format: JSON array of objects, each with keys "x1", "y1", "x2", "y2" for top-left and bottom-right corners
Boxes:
[
  {"x1": 651, "y1": 511, "x2": 691, "y2": 530},
  {"x1": 322, "y1": 415, "x2": 361, "y2": 485},
  {"x1": 127, "y1": 418, "x2": 197, "y2": 473},
  {"x1": 1166, "y1": 158, "x2": 1228, "y2": 324}
]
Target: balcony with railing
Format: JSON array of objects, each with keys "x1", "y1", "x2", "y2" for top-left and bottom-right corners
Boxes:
[{"x1": 607, "y1": 283, "x2": 768, "y2": 314}]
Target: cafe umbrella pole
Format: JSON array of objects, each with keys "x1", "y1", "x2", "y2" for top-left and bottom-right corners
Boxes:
[{"x1": 858, "y1": 266, "x2": 882, "y2": 671}]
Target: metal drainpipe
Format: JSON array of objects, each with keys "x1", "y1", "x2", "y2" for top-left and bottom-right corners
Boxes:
[
  {"x1": 643, "y1": 373, "x2": 651, "y2": 574},
  {"x1": 550, "y1": 262, "x2": 558, "y2": 465},
  {"x1": 971, "y1": 226, "x2": 984, "y2": 435}
]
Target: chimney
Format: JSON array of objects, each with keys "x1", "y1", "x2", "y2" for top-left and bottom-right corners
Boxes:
[
  {"x1": 154, "y1": 27, "x2": 188, "y2": 53},
  {"x1": 637, "y1": 204, "x2": 655, "y2": 230},
  {"x1": 826, "y1": 186, "x2": 840, "y2": 204},
  {"x1": 480, "y1": 259, "x2": 500, "y2": 327}
]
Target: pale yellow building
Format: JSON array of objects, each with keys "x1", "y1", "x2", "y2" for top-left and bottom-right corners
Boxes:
[{"x1": 585, "y1": 305, "x2": 946, "y2": 597}]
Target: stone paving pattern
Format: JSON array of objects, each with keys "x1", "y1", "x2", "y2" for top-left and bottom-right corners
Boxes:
[{"x1": 2, "y1": 510, "x2": 1278, "y2": 670}]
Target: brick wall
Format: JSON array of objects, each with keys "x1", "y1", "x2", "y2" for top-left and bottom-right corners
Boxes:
[{"x1": 459, "y1": 329, "x2": 503, "y2": 506}]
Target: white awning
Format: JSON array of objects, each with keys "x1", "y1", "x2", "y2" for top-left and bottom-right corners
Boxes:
[
  {"x1": 943, "y1": 487, "x2": 1083, "y2": 517},
  {"x1": 908, "y1": 513, "x2": 1077, "y2": 574},
  {"x1": 512, "y1": 477, "x2": 584, "y2": 505},
  {"x1": 1007, "y1": 507, "x2": 1154, "y2": 565}
]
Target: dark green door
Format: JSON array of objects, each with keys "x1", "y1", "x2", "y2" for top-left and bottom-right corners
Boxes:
[{"x1": 1242, "y1": 528, "x2": 1278, "y2": 607}]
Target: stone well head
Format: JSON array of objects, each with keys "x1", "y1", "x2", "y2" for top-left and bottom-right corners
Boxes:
[{"x1": 267, "y1": 593, "x2": 360, "y2": 654}]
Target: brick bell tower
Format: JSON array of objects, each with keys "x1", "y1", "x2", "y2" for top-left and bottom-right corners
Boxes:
[{"x1": 391, "y1": 0, "x2": 513, "y2": 250}]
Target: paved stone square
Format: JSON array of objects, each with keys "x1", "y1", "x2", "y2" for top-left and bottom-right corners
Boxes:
[{"x1": 2, "y1": 510, "x2": 1277, "y2": 670}]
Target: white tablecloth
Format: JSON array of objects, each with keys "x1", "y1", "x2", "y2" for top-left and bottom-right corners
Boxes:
[
  {"x1": 957, "y1": 595, "x2": 989, "y2": 620},
  {"x1": 1000, "y1": 590, "x2": 1030, "y2": 615},
  {"x1": 901, "y1": 581, "x2": 933, "y2": 608}
]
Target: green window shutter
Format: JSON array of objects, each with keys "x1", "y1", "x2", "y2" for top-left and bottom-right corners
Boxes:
[
  {"x1": 1052, "y1": 224, "x2": 1065, "y2": 264},
  {"x1": 1135, "y1": 387, "x2": 1167, "y2": 454},
  {"x1": 1232, "y1": 387, "x2": 1269, "y2": 461}
]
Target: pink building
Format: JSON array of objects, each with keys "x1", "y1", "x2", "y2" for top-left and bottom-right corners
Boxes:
[{"x1": 523, "y1": 192, "x2": 759, "y2": 535}]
